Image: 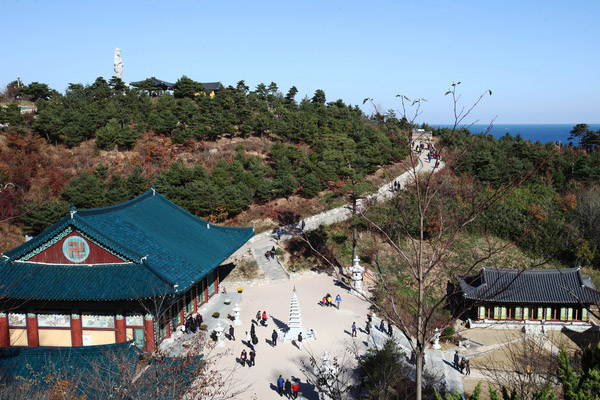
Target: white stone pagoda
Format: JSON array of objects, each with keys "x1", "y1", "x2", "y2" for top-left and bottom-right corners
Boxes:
[{"x1": 279, "y1": 287, "x2": 316, "y2": 343}]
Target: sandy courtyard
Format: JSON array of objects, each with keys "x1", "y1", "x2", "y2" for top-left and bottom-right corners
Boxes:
[{"x1": 208, "y1": 273, "x2": 371, "y2": 400}]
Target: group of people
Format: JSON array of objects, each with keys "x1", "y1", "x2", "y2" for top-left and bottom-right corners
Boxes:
[
  {"x1": 273, "y1": 220, "x2": 306, "y2": 242},
  {"x1": 265, "y1": 246, "x2": 278, "y2": 260},
  {"x1": 321, "y1": 293, "x2": 342, "y2": 309},
  {"x1": 184, "y1": 313, "x2": 203, "y2": 334},
  {"x1": 453, "y1": 351, "x2": 471, "y2": 375},
  {"x1": 256, "y1": 310, "x2": 269, "y2": 326},
  {"x1": 276, "y1": 375, "x2": 301, "y2": 398},
  {"x1": 239, "y1": 348, "x2": 256, "y2": 367}
]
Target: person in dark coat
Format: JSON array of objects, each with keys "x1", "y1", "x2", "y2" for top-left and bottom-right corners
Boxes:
[
  {"x1": 249, "y1": 350, "x2": 256, "y2": 367},
  {"x1": 272, "y1": 329, "x2": 278, "y2": 346},
  {"x1": 284, "y1": 379, "x2": 292, "y2": 398},
  {"x1": 190, "y1": 316, "x2": 197, "y2": 333},
  {"x1": 251, "y1": 333, "x2": 258, "y2": 350},
  {"x1": 387, "y1": 321, "x2": 393, "y2": 337},
  {"x1": 379, "y1": 320, "x2": 385, "y2": 331},
  {"x1": 240, "y1": 349, "x2": 247, "y2": 366},
  {"x1": 229, "y1": 325, "x2": 235, "y2": 341},
  {"x1": 185, "y1": 316, "x2": 192, "y2": 333},
  {"x1": 195, "y1": 314, "x2": 203, "y2": 327},
  {"x1": 250, "y1": 323, "x2": 256, "y2": 337},
  {"x1": 297, "y1": 332, "x2": 303, "y2": 350}
]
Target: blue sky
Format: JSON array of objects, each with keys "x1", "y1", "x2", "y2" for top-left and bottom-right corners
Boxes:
[{"x1": 2, "y1": 0, "x2": 599, "y2": 124}]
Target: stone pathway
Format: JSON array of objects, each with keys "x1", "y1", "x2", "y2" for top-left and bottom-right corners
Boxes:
[
  {"x1": 367, "y1": 314, "x2": 464, "y2": 396},
  {"x1": 253, "y1": 246, "x2": 289, "y2": 281},
  {"x1": 231, "y1": 149, "x2": 442, "y2": 273}
]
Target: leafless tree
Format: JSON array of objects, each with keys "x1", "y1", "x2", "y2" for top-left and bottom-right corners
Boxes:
[
  {"x1": 477, "y1": 331, "x2": 558, "y2": 399},
  {"x1": 288, "y1": 83, "x2": 546, "y2": 400}
]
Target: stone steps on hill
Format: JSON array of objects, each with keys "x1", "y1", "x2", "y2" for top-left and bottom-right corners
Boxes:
[{"x1": 253, "y1": 246, "x2": 289, "y2": 281}]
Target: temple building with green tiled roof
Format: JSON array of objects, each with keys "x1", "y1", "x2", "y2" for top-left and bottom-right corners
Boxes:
[{"x1": 0, "y1": 189, "x2": 254, "y2": 351}]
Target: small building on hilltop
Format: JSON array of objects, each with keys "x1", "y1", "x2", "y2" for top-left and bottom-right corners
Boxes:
[
  {"x1": 0, "y1": 189, "x2": 253, "y2": 351},
  {"x1": 456, "y1": 267, "x2": 600, "y2": 331},
  {"x1": 130, "y1": 76, "x2": 223, "y2": 97}
]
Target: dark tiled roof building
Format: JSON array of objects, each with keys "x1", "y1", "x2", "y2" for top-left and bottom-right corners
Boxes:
[
  {"x1": 0, "y1": 190, "x2": 253, "y2": 351},
  {"x1": 456, "y1": 267, "x2": 600, "y2": 324}
]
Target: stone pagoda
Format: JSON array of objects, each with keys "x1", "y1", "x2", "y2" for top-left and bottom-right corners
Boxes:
[{"x1": 279, "y1": 287, "x2": 316, "y2": 343}]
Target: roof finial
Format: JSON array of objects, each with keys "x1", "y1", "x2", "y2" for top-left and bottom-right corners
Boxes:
[
  {"x1": 151, "y1": 185, "x2": 156, "y2": 196},
  {"x1": 69, "y1": 203, "x2": 77, "y2": 219},
  {"x1": 207, "y1": 223, "x2": 210, "y2": 229}
]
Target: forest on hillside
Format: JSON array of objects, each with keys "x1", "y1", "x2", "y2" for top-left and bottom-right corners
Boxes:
[
  {"x1": 0, "y1": 76, "x2": 409, "y2": 250},
  {"x1": 2, "y1": 76, "x2": 600, "y2": 271}
]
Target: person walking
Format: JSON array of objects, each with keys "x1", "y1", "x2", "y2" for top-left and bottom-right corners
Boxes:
[
  {"x1": 379, "y1": 320, "x2": 385, "y2": 332},
  {"x1": 229, "y1": 325, "x2": 235, "y2": 341},
  {"x1": 272, "y1": 329, "x2": 278, "y2": 346},
  {"x1": 284, "y1": 379, "x2": 292, "y2": 398},
  {"x1": 277, "y1": 375, "x2": 285, "y2": 397},
  {"x1": 240, "y1": 350, "x2": 247, "y2": 367},
  {"x1": 465, "y1": 358, "x2": 471, "y2": 375},
  {"x1": 262, "y1": 311, "x2": 267, "y2": 326},
  {"x1": 453, "y1": 351, "x2": 459, "y2": 369},
  {"x1": 326, "y1": 294, "x2": 333, "y2": 307},
  {"x1": 256, "y1": 310, "x2": 261, "y2": 323},
  {"x1": 292, "y1": 379, "x2": 300, "y2": 399},
  {"x1": 277, "y1": 228, "x2": 282, "y2": 241},
  {"x1": 297, "y1": 332, "x2": 303, "y2": 350},
  {"x1": 301, "y1": 220, "x2": 306, "y2": 231},
  {"x1": 251, "y1": 333, "x2": 258, "y2": 350},
  {"x1": 351, "y1": 322, "x2": 357, "y2": 337},
  {"x1": 249, "y1": 350, "x2": 256, "y2": 367},
  {"x1": 387, "y1": 321, "x2": 393, "y2": 337},
  {"x1": 335, "y1": 294, "x2": 341, "y2": 309},
  {"x1": 365, "y1": 319, "x2": 370, "y2": 334}
]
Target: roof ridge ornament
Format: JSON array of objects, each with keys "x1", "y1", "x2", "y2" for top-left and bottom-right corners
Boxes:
[
  {"x1": 151, "y1": 186, "x2": 156, "y2": 196},
  {"x1": 69, "y1": 203, "x2": 77, "y2": 219}
]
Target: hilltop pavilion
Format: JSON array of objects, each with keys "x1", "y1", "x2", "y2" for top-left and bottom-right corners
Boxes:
[{"x1": 0, "y1": 189, "x2": 253, "y2": 351}]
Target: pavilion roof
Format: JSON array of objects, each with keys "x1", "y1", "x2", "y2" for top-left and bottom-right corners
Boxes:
[
  {"x1": 458, "y1": 267, "x2": 600, "y2": 304},
  {"x1": 0, "y1": 190, "x2": 253, "y2": 301}
]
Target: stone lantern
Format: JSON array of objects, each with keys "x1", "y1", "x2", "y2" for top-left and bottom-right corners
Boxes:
[
  {"x1": 350, "y1": 255, "x2": 365, "y2": 294},
  {"x1": 214, "y1": 322, "x2": 225, "y2": 347},
  {"x1": 314, "y1": 350, "x2": 339, "y2": 400},
  {"x1": 232, "y1": 303, "x2": 242, "y2": 326}
]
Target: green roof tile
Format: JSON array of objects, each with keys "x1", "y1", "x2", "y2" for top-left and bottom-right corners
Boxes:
[{"x1": 0, "y1": 190, "x2": 253, "y2": 301}]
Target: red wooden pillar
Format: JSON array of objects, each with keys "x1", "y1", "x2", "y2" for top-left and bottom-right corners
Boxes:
[
  {"x1": 193, "y1": 285, "x2": 198, "y2": 313},
  {"x1": 143, "y1": 314, "x2": 155, "y2": 352},
  {"x1": 179, "y1": 300, "x2": 185, "y2": 325},
  {"x1": 204, "y1": 277, "x2": 209, "y2": 301},
  {"x1": 27, "y1": 313, "x2": 39, "y2": 347},
  {"x1": 213, "y1": 267, "x2": 219, "y2": 295},
  {"x1": 71, "y1": 313, "x2": 83, "y2": 346},
  {"x1": 0, "y1": 313, "x2": 9, "y2": 347},
  {"x1": 115, "y1": 313, "x2": 126, "y2": 343}
]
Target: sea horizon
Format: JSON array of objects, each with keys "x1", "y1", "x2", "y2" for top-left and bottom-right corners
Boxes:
[{"x1": 432, "y1": 123, "x2": 600, "y2": 145}]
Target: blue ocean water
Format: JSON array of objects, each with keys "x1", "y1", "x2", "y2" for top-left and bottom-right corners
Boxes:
[{"x1": 433, "y1": 124, "x2": 600, "y2": 145}]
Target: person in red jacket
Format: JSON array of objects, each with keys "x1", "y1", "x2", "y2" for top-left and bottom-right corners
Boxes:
[{"x1": 291, "y1": 379, "x2": 300, "y2": 399}]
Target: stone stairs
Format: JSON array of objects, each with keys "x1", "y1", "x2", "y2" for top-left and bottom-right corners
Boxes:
[{"x1": 253, "y1": 245, "x2": 289, "y2": 281}]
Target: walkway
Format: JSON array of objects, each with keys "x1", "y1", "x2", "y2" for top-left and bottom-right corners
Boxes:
[
  {"x1": 367, "y1": 314, "x2": 464, "y2": 396},
  {"x1": 231, "y1": 148, "x2": 442, "y2": 278}
]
